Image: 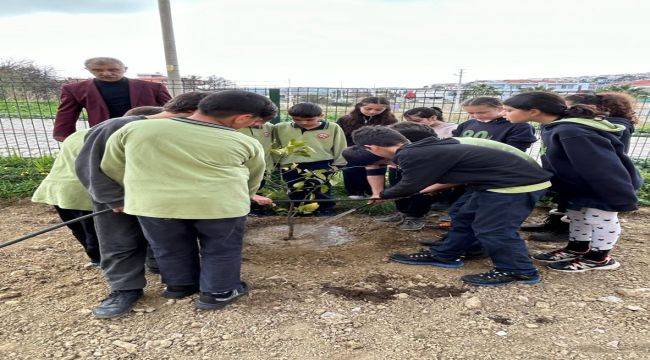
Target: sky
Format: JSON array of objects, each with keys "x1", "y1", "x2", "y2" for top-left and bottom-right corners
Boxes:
[{"x1": 0, "y1": 0, "x2": 648, "y2": 87}]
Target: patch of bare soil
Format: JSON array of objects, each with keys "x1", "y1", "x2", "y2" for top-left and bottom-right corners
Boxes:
[{"x1": 0, "y1": 201, "x2": 648, "y2": 359}]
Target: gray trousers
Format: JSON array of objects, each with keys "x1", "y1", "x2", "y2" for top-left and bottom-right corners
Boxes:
[{"x1": 93, "y1": 202, "x2": 158, "y2": 291}]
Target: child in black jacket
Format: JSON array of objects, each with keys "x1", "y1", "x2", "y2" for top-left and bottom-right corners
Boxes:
[
  {"x1": 504, "y1": 92, "x2": 642, "y2": 272},
  {"x1": 352, "y1": 126, "x2": 552, "y2": 286}
]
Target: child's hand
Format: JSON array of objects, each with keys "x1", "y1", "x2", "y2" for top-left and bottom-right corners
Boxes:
[
  {"x1": 252, "y1": 195, "x2": 274, "y2": 206},
  {"x1": 112, "y1": 207, "x2": 124, "y2": 213}
]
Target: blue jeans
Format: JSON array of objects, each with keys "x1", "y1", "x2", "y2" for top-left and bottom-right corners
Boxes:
[
  {"x1": 430, "y1": 189, "x2": 545, "y2": 275},
  {"x1": 137, "y1": 216, "x2": 246, "y2": 293}
]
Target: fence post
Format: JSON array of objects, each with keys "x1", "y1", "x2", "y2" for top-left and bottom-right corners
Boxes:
[{"x1": 269, "y1": 88, "x2": 281, "y2": 124}]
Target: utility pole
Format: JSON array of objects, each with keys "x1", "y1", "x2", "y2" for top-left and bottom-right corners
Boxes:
[
  {"x1": 453, "y1": 68, "x2": 465, "y2": 110},
  {"x1": 158, "y1": 0, "x2": 182, "y2": 96}
]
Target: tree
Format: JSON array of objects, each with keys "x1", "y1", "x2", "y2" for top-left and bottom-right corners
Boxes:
[
  {"x1": 521, "y1": 86, "x2": 549, "y2": 92},
  {"x1": 0, "y1": 59, "x2": 60, "y2": 99},
  {"x1": 597, "y1": 85, "x2": 649, "y2": 98},
  {"x1": 460, "y1": 84, "x2": 502, "y2": 101}
]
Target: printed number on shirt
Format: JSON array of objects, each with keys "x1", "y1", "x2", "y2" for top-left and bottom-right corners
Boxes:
[{"x1": 462, "y1": 129, "x2": 491, "y2": 139}]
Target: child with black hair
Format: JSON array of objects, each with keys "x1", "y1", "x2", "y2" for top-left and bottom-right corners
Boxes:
[
  {"x1": 522, "y1": 92, "x2": 638, "y2": 243},
  {"x1": 503, "y1": 91, "x2": 642, "y2": 272},
  {"x1": 455, "y1": 97, "x2": 537, "y2": 151},
  {"x1": 372, "y1": 122, "x2": 439, "y2": 230},
  {"x1": 404, "y1": 106, "x2": 457, "y2": 138},
  {"x1": 99, "y1": 90, "x2": 276, "y2": 313},
  {"x1": 353, "y1": 125, "x2": 552, "y2": 286},
  {"x1": 275, "y1": 102, "x2": 347, "y2": 216},
  {"x1": 337, "y1": 97, "x2": 398, "y2": 198}
]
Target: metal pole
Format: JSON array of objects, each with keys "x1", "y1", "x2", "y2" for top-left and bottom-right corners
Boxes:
[
  {"x1": 158, "y1": 0, "x2": 182, "y2": 96},
  {"x1": 0, "y1": 209, "x2": 113, "y2": 250},
  {"x1": 453, "y1": 68, "x2": 464, "y2": 110}
]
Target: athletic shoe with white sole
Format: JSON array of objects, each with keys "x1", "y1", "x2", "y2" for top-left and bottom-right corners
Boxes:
[
  {"x1": 548, "y1": 257, "x2": 620, "y2": 273},
  {"x1": 532, "y1": 248, "x2": 587, "y2": 263}
]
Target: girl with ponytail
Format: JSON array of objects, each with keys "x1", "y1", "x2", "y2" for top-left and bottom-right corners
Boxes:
[
  {"x1": 403, "y1": 106, "x2": 457, "y2": 138},
  {"x1": 503, "y1": 91, "x2": 642, "y2": 273}
]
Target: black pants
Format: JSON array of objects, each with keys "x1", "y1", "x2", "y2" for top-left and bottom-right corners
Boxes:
[
  {"x1": 282, "y1": 160, "x2": 335, "y2": 211},
  {"x1": 432, "y1": 190, "x2": 545, "y2": 275},
  {"x1": 137, "y1": 216, "x2": 247, "y2": 294},
  {"x1": 387, "y1": 168, "x2": 433, "y2": 218},
  {"x1": 54, "y1": 206, "x2": 100, "y2": 263},
  {"x1": 93, "y1": 203, "x2": 158, "y2": 291},
  {"x1": 342, "y1": 166, "x2": 371, "y2": 197}
]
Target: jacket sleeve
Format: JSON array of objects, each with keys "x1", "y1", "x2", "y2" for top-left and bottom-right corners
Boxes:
[
  {"x1": 560, "y1": 135, "x2": 638, "y2": 208},
  {"x1": 245, "y1": 141, "x2": 266, "y2": 197},
  {"x1": 156, "y1": 83, "x2": 172, "y2": 106},
  {"x1": 504, "y1": 123, "x2": 537, "y2": 151},
  {"x1": 381, "y1": 149, "x2": 456, "y2": 199},
  {"x1": 53, "y1": 85, "x2": 82, "y2": 141},
  {"x1": 331, "y1": 124, "x2": 348, "y2": 166},
  {"x1": 76, "y1": 120, "x2": 133, "y2": 208},
  {"x1": 99, "y1": 130, "x2": 128, "y2": 199},
  {"x1": 451, "y1": 122, "x2": 464, "y2": 137}
]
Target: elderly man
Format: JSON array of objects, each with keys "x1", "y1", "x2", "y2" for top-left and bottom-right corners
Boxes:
[{"x1": 53, "y1": 57, "x2": 171, "y2": 141}]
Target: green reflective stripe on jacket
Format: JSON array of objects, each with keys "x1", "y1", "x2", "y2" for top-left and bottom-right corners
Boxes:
[
  {"x1": 453, "y1": 137, "x2": 537, "y2": 164},
  {"x1": 487, "y1": 180, "x2": 551, "y2": 194},
  {"x1": 549, "y1": 118, "x2": 625, "y2": 132},
  {"x1": 31, "y1": 129, "x2": 92, "y2": 210}
]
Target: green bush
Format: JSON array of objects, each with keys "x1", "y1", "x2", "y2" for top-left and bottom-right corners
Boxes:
[
  {"x1": 0, "y1": 155, "x2": 54, "y2": 200},
  {"x1": 635, "y1": 160, "x2": 650, "y2": 206}
]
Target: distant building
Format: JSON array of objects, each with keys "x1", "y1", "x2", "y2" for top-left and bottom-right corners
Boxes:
[
  {"x1": 136, "y1": 73, "x2": 167, "y2": 83},
  {"x1": 475, "y1": 80, "x2": 594, "y2": 93}
]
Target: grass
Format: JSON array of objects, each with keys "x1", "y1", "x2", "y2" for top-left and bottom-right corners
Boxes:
[
  {"x1": 0, "y1": 155, "x2": 54, "y2": 200},
  {"x1": 0, "y1": 100, "x2": 60, "y2": 119}
]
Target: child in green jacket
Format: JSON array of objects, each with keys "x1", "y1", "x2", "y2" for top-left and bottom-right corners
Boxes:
[
  {"x1": 100, "y1": 90, "x2": 277, "y2": 311},
  {"x1": 274, "y1": 102, "x2": 347, "y2": 215}
]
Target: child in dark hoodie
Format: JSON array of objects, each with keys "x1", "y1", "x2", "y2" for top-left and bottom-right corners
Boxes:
[{"x1": 503, "y1": 92, "x2": 642, "y2": 273}]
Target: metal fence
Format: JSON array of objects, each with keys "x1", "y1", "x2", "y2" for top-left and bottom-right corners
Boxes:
[{"x1": 1, "y1": 79, "x2": 649, "y2": 160}]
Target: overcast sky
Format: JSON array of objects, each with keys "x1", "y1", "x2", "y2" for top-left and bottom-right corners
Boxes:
[{"x1": 0, "y1": 0, "x2": 647, "y2": 87}]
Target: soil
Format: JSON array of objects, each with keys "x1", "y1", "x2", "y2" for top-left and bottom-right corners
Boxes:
[{"x1": 0, "y1": 200, "x2": 648, "y2": 359}]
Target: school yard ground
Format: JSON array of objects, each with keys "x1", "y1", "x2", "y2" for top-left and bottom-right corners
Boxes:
[{"x1": 0, "y1": 201, "x2": 648, "y2": 360}]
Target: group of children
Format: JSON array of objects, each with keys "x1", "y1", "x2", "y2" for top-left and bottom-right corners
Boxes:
[
  {"x1": 31, "y1": 89, "x2": 641, "y2": 317},
  {"x1": 345, "y1": 91, "x2": 641, "y2": 285}
]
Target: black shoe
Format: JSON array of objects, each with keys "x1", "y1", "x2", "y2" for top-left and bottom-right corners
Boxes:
[
  {"x1": 461, "y1": 269, "x2": 540, "y2": 286},
  {"x1": 463, "y1": 248, "x2": 488, "y2": 260},
  {"x1": 163, "y1": 285, "x2": 200, "y2": 299},
  {"x1": 389, "y1": 250, "x2": 464, "y2": 268},
  {"x1": 429, "y1": 202, "x2": 450, "y2": 211},
  {"x1": 195, "y1": 282, "x2": 250, "y2": 310},
  {"x1": 315, "y1": 209, "x2": 336, "y2": 217},
  {"x1": 527, "y1": 231, "x2": 569, "y2": 243},
  {"x1": 521, "y1": 214, "x2": 568, "y2": 233},
  {"x1": 92, "y1": 290, "x2": 143, "y2": 319}
]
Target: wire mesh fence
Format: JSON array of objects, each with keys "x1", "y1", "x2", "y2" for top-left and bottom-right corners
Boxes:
[{"x1": 1, "y1": 79, "x2": 649, "y2": 161}]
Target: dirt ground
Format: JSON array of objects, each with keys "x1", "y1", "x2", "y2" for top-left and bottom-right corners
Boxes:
[{"x1": 0, "y1": 201, "x2": 648, "y2": 360}]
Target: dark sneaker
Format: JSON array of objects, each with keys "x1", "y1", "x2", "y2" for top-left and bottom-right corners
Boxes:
[
  {"x1": 195, "y1": 282, "x2": 250, "y2": 310},
  {"x1": 92, "y1": 290, "x2": 143, "y2": 319},
  {"x1": 463, "y1": 248, "x2": 488, "y2": 260},
  {"x1": 315, "y1": 209, "x2": 336, "y2": 217},
  {"x1": 429, "y1": 202, "x2": 450, "y2": 211},
  {"x1": 532, "y1": 248, "x2": 587, "y2": 263},
  {"x1": 461, "y1": 269, "x2": 540, "y2": 286},
  {"x1": 399, "y1": 217, "x2": 425, "y2": 231},
  {"x1": 375, "y1": 213, "x2": 405, "y2": 223},
  {"x1": 548, "y1": 257, "x2": 620, "y2": 273},
  {"x1": 528, "y1": 232, "x2": 569, "y2": 243},
  {"x1": 389, "y1": 250, "x2": 464, "y2": 268},
  {"x1": 163, "y1": 285, "x2": 200, "y2": 299},
  {"x1": 521, "y1": 213, "x2": 567, "y2": 231}
]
